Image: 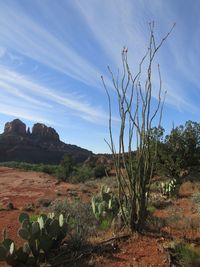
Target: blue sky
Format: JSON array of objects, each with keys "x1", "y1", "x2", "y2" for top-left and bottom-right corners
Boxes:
[{"x1": 0, "y1": 0, "x2": 200, "y2": 153}]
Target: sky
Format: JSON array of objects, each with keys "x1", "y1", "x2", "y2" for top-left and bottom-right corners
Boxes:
[{"x1": 0, "y1": 0, "x2": 200, "y2": 153}]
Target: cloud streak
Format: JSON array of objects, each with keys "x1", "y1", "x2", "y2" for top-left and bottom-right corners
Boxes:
[
  {"x1": 0, "y1": 67, "x2": 108, "y2": 123},
  {"x1": 73, "y1": 0, "x2": 199, "y2": 113},
  {"x1": 0, "y1": 1, "x2": 107, "y2": 89},
  {"x1": 0, "y1": 0, "x2": 198, "y2": 115}
]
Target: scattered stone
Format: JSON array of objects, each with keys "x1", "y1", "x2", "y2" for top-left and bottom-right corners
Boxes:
[
  {"x1": 37, "y1": 198, "x2": 52, "y2": 207},
  {"x1": 56, "y1": 191, "x2": 63, "y2": 196},
  {"x1": 22, "y1": 203, "x2": 35, "y2": 212},
  {"x1": 6, "y1": 202, "x2": 14, "y2": 210}
]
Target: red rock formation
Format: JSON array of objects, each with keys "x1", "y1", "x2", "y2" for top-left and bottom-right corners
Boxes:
[
  {"x1": 4, "y1": 119, "x2": 26, "y2": 136},
  {"x1": 32, "y1": 123, "x2": 59, "y2": 141},
  {"x1": 0, "y1": 119, "x2": 92, "y2": 164}
]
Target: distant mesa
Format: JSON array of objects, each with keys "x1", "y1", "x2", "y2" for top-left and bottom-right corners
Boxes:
[{"x1": 0, "y1": 119, "x2": 93, "y2": 164}]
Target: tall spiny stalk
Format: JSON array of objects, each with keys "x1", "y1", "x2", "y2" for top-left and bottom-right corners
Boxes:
[{"x1": 102, "y1": 22, "x2": 175, "y2": 232}]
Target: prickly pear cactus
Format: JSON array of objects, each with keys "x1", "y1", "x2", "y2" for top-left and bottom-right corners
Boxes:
[
  {"x1": 91, "y1": 185, "x2": 119, "y2": 227},
  {"x1": 0, "y1": 238, "x2": 29, "y2": 266},
  {"x1": 0, "y1": 212, "x2": 69, "y2": 266},
  {"x1": 18, "y1": 212, "x2": 68, "y2": 257},
  {"x1": 161, "y1": 178, "x2": 177, "y2": 197}
]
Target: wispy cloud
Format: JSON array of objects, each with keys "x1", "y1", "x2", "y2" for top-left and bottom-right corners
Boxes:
[
  {"x1": 0, "y1": 0, "x2": 196, "y2": 115},
  {"x1": 0, "y1": 80, "x2": 51, "y2": 108},
  {"x1": 73, "y1": 0, "x2": 199, "y2": 114},
  {"x1": 0, "y1": 67, "x2": 108, "y2": 123},
  {"x1": 0, "y1": 103, "x2": 52, "y2": 124},
  {"x1": 0, "y1": 1, "x2": 106, "y2": 88}
]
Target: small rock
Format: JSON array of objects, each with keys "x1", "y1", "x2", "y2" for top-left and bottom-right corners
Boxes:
[{"x1": 6, "y1": 202, "x2": 14, "y2": 210}]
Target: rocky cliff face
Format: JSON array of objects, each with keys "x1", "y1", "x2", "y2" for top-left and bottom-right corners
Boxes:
[
  {"x1": 0, "y1": 119, "x2": 93, "y2": 164},
  {"x1": 4, "y1": 119, "x2": 26, "y2": 136},
  {"x1": 32, "y1": 123, "x2": 59, "y2": 141}
]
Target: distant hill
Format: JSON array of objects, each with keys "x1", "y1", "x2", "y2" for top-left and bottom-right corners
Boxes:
[{"x1": 0, "y1": 119, "x2": 93, "y2": 164}]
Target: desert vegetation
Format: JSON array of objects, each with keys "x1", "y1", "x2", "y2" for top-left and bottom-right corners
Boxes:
[
  {"x1": 0, "y1": 24, "x2": 200, "y2": 267},
  {"x1": 0, "y1": 156, "x2": 108, "y2": 183}
]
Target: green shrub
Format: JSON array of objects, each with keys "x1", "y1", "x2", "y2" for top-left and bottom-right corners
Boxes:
[
  {"x1": 191, "y1": 194, "x2": 200, "y2": 203},
  {"x1": 93, "y1": 164, "x2": 107, "y2": 178},
  {"x1": 147, "y1": 205, "x2": 157, "y2": 214},
  {"x1": 70, "y1": 165, "x2": 93, "y2": 183},
  {"x1": 57, "y1": 154, "x2": 74, "y2": 181},
  {"x1": 51, "y1": 199, "x2": 96, "y2": 248},
  {"x1": 0, "y1": 161, "x2": 58, "y2": 176},
  {"x1": 37, "y1": 198, "x2": 52, "y2": 207},
  {"x1": 175, "y1": 243, "x2": 200, "y2": 266}
]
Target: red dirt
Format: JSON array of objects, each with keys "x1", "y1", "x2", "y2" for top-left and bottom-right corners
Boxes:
[
  {"x1": 154, "y1": 197, "x2": 200, "y2": 240},
  {"x1": 0, "y1": 167, "x2": 89, "y2": 245},
  {"x1": 0, "y1": 167, "x2": 199, "y2": 266},
  {"x1": 96, "y1": 235, "x2": 170, "y2": 267}
]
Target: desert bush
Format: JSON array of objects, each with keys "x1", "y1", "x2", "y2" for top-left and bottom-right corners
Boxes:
[
  {"x1": 93, "y1": 164, "x2": 107, "y2": 178},
  {"x1": 178, "y1": 181, "x2": 197, "y2": 197},
  {"x1": 37, "y1": 198, "x2": 52, "y2": 207},
  {"x1": 57, "y1": 154, "x2": 74, "y2": 181},
  {"x1": 191, "y1": 193, "x2": 200, "y2": 203},
  {"x1": 70, "y1": 163, "x2": 108, "y2": 183},
  {"x1": 153, "y1": 121, "x2": 200, "y2": 178},
  {"x1": 153, "y1": 199, "x2": 173, "y2": 209},
  {"x1": 57, "y1": 158, "x2": 97, "y2": 183},
  {"x1": 145, "y1": 214, "x2": 166, "y2": 233},
  {"x1": 164, "y1": 213, "x2": 183, "y2": 229},
  {"x1": 196, "y1": 206, "x2": 200, "y2": 214},
  {"x1": 70, "y1": 165, "x2": 93, "y2": 183},
  {"x1": 0, "y1": 161, "x2": 58, "y2": 175},
  {"x1": 22, "y1": 202, "x2": 35, "y2": 212},
  {"x1": 174, "y1": 242, "x2": 200, "y2": 267},
  {"x1": 146, "y1": 205, "x2": 157, "y2": 214},
  {"x1": 38, "y1": 164, "x2": 58, "y2": 174},
  {"x1": 51, "y1": 199, "x2": 96, "y2": 247}
]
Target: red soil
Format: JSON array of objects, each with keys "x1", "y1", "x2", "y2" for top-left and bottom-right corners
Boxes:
[
  {"x1": 0, "y1": 167, "x2": 199, "y2": 266},
  {"x1": 154, "y1": 198, "x2": 200, "y2": 240},
  {"x1": 96, "y1": 235, "x2": 170, "y2": 267},
  {"x1": 0, "y1": 167, "x2": 86, "y2": 245}
]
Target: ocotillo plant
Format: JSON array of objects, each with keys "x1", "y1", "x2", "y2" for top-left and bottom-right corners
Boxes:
[{"x1": 102, "y1": 22, "x2": 175, "y2": 232}]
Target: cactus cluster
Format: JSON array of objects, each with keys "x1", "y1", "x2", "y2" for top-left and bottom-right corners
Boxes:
[
  {"x1": 0, "y1": 232, "x2": 29, "y2": 266},
  {"x1": 91, "y1": 185, "x2": 119, "y2": 226},
  {"x1": 18, "y1": 212, "x2": 68, "y2": 258},
  {"x1": 0, "y1": 212, "x2": 68, "y2": 266},
  {"x1": 161, "y1": 178, "x2": 177, "y2": 197}
]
